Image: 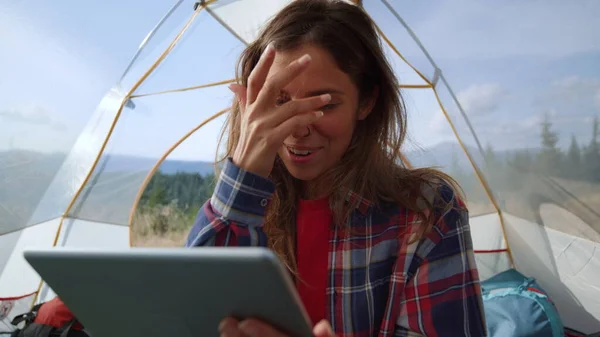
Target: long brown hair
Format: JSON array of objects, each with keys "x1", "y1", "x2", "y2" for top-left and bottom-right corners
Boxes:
[{"x1": 216, "y1": 0, "x2": 465, "y2": 272}]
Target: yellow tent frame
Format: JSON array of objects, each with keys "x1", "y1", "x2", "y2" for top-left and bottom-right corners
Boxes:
[{"x1": 31, "y1": 0, "x2": 514, "y2": 306}]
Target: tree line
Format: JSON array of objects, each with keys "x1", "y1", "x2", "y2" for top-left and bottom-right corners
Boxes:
[
  {"x1": 483, "y1": 115, "x2": 600, "y2": 183},
  {"x1": 443, "y1": 114, "x2": 600, "y2": 207},
  {"x1": 140, "y1": 171, "x2": 216, "y2": 216},
  {"x1": 136, "y1": 114, "x2": 599, "y2": 231}
]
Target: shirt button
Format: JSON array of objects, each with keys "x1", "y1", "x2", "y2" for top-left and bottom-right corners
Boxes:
[{"x1": 260, "y1": 199, "x2": 268, "y2": 207}]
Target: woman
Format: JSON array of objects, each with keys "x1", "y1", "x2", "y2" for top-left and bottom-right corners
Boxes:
[{"x1": 186, "y1": 0, "x2": 487, "y2": 336}]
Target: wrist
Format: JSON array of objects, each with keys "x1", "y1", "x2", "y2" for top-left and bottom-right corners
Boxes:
[
  {"x1": 232, "y1": 156, "x2": 271, "y2": 179},
  {"x1": 212, "y1": 158, "x2": 275, "y2": 227}
]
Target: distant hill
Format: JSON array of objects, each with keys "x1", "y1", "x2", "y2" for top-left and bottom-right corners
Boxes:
[
  {"x1": 159, "y1": 159, "x2": 216, "y2": 175},
  {"x1": 405, "y1": 142, "x2": 542, "y2": 173},
  {"x1": 0, "y1": 150, "x2": 215, "y2": 176},
  {"x1": 95, "y1": 153, "x2": 216, "y2": 176},
  {"x1": 1, "y1": 142, "x2": 541, "y2": 179},
  {"x1": 0, "y1": 143, "x2": 545, "y2": 232}
]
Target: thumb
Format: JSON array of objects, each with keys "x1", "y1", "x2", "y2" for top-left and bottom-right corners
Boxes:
[
  {"x1": 228, "y1": 83, "x2": 248, "y2": 109},
  {"x1": 313, "y1": 320, "x2": 335, "y2": 337}
]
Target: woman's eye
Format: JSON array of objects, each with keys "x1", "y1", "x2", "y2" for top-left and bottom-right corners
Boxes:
[
  {"x1": 322, "y1": 103, "x2": 338, "y2": 111},
  {"x1": 275, "y1": 92, "x2": 291, "y2": 106}
]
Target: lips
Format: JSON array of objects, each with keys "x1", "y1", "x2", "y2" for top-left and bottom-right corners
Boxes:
[
  {"x1": 288, "y1": 147, "x2": 312, "y2": 156},
  {"x1": 284, "y1": 145, "x2": 322, "y2": 163},
  {"x1": 285, "y1": 145, "x2": 320, "y2": 156}
]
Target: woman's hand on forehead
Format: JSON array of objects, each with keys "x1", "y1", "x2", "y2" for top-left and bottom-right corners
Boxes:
[{"x1": 229, "y1": 43, "x2": 332, "y2": 178}]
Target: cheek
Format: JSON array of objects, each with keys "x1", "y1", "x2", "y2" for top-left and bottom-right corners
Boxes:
[{"x1": 314, "y1": 111, "x2": 356, "y2": 142}]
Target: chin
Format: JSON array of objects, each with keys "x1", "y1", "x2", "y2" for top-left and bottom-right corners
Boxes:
[
  {"x1": 276, "y1": 147, "x2": 338, "y2": 182},
  {"x1": 282, "y1": 163, "x2": 324, "y2": 181}
]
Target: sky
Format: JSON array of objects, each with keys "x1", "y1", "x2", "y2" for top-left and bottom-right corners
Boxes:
[{"x1": 1, "y1": 0, "x2": 600, "y2": 164}]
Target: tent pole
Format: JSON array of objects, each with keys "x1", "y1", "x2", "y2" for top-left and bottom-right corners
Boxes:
[
  {"x1": 380, "y1": 0, "x2": 487, "y2": 158},
  {"x1": 374, "y1": 26, "x2": 430, "y2": 85},
  {"x1": 127, "y1": 108, "x2": 230, "y2": 246},
  {"x1": 131, "y1": 79, "x2": 235, "y2": 98},
  {"x1": 118, "y1": 0, "x2": 184, "y2": 84},
  {"x1": 206, "y1": 6, "x2": 248, "y2": 45},
  {"x1": 380, "y1": 0, "x2": 439, "y2": 72},
  {"x1": 379, "y1": 0, "x2": 514, "y2": 267},
  {"x1": 432, "y1": 88, "x2": 515, "y2": 267},
  {"x1": 29, "y1": 3, "x2": 207, "y2": 309}
]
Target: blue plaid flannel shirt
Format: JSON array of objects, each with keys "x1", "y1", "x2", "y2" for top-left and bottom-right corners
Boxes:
[{"x1": 186, "y1": 158, "x2": 487, "y2": 337}]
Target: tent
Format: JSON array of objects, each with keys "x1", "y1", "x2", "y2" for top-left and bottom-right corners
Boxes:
[{"x1": 1, "y1": 0, "x2": 599, "y2": 335}]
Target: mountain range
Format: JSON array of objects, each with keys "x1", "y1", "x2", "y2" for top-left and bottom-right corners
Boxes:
[
  {"x1": 1, "y1": 142, "x2": 537, "y2": 178},
  {"x1": 0, "y1": 142, "x2": 543, "y2": 232}
]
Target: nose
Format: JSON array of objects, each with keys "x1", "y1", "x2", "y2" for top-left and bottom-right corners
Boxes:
[{"x1": 292, "y1": 125, "x2": 311, "y2": 139}]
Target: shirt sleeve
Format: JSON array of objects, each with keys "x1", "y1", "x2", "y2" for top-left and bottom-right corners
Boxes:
[
  {"x1": 185, "y1": 158, "x2": 275, "y2": 248},
  {"x1": 394, "y1": 183, "x2": 488, "y2": 337}
]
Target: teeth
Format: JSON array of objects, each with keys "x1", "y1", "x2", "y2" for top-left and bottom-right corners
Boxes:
[{"x1": 289, "y1": 147, "x2": 312, "y2": 155}]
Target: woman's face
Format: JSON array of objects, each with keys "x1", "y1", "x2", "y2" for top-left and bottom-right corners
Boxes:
[{"x1": 267, "y1": 44, "x2": 371, "y2": 183}]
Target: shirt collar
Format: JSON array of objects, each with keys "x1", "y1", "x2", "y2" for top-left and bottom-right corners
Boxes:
[{"x1": 344, "y1": 189, "x2": 373, "y2": 215}]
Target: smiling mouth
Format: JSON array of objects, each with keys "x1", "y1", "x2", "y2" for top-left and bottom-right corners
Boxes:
[
  {"x1": 288, "y1": 147, "x2": 312, "y2": 156},
  {"x1": 285, "y1": 145, "x2": 322, "y2": 157}
]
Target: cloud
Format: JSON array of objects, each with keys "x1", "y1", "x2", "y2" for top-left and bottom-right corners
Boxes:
[
  {"x1": 423, "y1": 108, "x2": 457, "y2": 144},
  {"x1": 457, "y1": 83, "x2": 508, "y2": 116},
  {"x1": 428, "y1": 109, "x2": 446, "y2": 133},
  {"x1": 522, "y1": 114, "x2": 543, "y2": 130},
  {"x1": 560, "y1": 79, "x2": 600, "y2": 110},
  {"x1": 0, "y1": 105, "x2": 67, "y2": 131},
  {"x1": 536, "y1": 76, "x2": 600, "y2": 114},
  {"x1": 551, "y1": 76, "x2": 600, "y2": 94}
]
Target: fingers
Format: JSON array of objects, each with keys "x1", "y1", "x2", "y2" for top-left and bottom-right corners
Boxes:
[
  {"x1": 245, "y1": 45, "x2": 320, "y2": 124},
  {"x1": 219, "y1": 317, "x2": 288, "y2": 337},
  {"x1": 229, "y1": 83, "x2": 248, "y2": 111},
  {"x1": 254, "y1": 53, "x2": 312, "y2": 110},
  {"x1": 219, "y1": 317, "x2": 248, "y2": 337},
  {"x1": 219, "y1": 317, "x2": 335, "y2": 337},
  {"x1": 247, "y1": 43, "x2": 276, "y2": 105},
  {"x1": 313, "y1": 320, "x2": 335, "y2": 337},
  {"x1": 273, "y1": 110, "x2": 324, "y2": 142},
  {"x1": 238, "y1": 318, "x2": 287, "y2": 337},
  {"x1": 268, "y1": 93, "x2": 331, "y2": 126}
]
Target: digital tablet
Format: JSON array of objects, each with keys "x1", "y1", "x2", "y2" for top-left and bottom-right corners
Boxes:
[{"x1": 23, "y1": 247, "x2": 313, "y2": 337}]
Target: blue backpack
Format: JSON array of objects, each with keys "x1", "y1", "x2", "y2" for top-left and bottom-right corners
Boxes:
[{"x1": 481, "y1": 268, "x2": 564, "y2": 337}]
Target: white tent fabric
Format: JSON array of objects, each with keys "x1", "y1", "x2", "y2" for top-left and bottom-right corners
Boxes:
[{"x1": 1, "y1": 0, "x2": 599, "y2": 335}]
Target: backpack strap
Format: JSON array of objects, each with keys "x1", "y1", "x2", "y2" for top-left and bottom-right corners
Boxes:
[
  {"x1": 57, "y1": 319, "x2": 76, "y2": 337},
  {"x1": 10, "y1": 303, "x2": 89, "y2": 337},
  {"x1": 10, "y1": 303, "x2": 44, "y2": 327},
  {"x1": 56, "y1": 319, "x2": 89, "y2": 337},
  {"x1": 13, "y1": 323, "x2": 54, "y2": 337}
]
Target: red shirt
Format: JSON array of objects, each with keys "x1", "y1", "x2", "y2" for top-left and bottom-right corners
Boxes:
[{"x1": 295, "y1": 197, "x2": 331, "y2": 326}]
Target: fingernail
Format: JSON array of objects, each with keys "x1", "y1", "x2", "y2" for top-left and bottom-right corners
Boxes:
[
  {"x1": 315, "y1": 111, "x2": 324, "y2": 118},
  {"x1": 218, "y1": 319, "x2": 228, "y2": 332},
  {"x1": 262, "y1": 42, "x2": 274, "y2": 58},
  {"x1": 320, "y1": 94, "x2": 331, "y2": 103},
  {"x1": 238, "y1": 321, "x2": 256, "y2": 337},
  {"x1": 227, "y1": 84, "x2": 235, "y2": 93},
  {"x1": 298, "y1": 54, "x2": 311, "y2": 66}
]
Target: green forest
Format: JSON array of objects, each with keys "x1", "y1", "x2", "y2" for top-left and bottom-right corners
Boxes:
[
  {"x1": 133, "y1": 115, "x2": 600, "y2": 245},
  {"x1": 134, "y1": 171, "x2": 216, "y2": 244},
  {"x1": 448, "y1": 115, "x2": 600, "y2": 221},
  {"x1": 482, "y1": 115, "x2": 600, "y2": 182}
]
